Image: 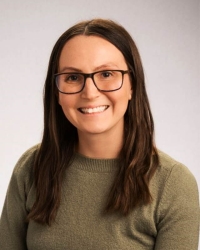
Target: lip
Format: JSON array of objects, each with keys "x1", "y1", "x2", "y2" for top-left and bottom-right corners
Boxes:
[{"x1": 78, "y1": 105, "x2": 109, "y2": 114}]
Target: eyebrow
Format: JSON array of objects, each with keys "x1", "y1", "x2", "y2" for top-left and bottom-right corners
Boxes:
[
  {"x1": 94, "y1": 63, "x2": 119, "y2": 71},
  {"x1": 59, "y1": 67, "x2": 82, "y2": 73},
  {"x1": 59, "y1": 63, "x2": 120, "y2": 73}
]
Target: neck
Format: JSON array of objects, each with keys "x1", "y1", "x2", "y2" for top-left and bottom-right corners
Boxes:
[{"x1": 77, "y1": 130, "x2": 124, "y2": 159}]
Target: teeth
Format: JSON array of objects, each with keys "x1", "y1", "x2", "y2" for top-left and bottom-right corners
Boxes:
[{"x1": 80, "y1": 105, "x2": 108, "y2": 114}]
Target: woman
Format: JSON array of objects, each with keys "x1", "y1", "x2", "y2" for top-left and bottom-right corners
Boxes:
[{"x1": 0, "y1": 19, "x2": 199, "y2": 250}]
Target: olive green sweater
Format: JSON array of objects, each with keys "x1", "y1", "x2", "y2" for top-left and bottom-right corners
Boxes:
[{"x1": 0, "y1": 145, "x2": 199, "y2": 250}]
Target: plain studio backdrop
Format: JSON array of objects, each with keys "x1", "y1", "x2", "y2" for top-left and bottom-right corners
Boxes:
[{"x1": 0, "y1": 0, "x2": 199, "y2": 243}]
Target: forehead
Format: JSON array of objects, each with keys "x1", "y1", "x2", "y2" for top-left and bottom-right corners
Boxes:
[{"x1": 58, "y1": 35, "x2": 127, "y2": 71}]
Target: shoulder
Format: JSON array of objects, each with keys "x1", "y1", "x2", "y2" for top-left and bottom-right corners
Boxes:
[
  {"x1": 155, "y1": 150, "x2": 197, "y2": 185},
  {"x1": 158, "y1": 150, "x2": 197, "y2": 185},
  {"x1": 151, "y1": 150, "x2": 199, "y2": 209},
  {"x1": 150, "y1": 151, "x2": 200, "y2": 248},
  {"x1": 4, "y1": 145, "x2": 40, "y2": 204},
  {"x1": 153, "y1": 150, "x2": 199, "y2": 215},
  {"x1": 14, "y1": 144, "x2": 39, "y2": 172},
  {"x1": 12, "y1": 144, "x2": 40, "y2": 184}
]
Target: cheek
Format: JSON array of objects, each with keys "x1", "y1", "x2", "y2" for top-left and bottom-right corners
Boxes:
[
  {"x1": 58, "y1": 95, "x2": 74, "y2": 116},
  {"x1": 59, "y1": 94, "x2": 73, "y2": 107},
  {"x1": 107, "y1": 91, "x2": 130, "y2": 113}
]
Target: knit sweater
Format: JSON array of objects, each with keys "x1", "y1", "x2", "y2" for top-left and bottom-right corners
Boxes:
[{"x1": 0, "y1": 145, "x2": 199, "y2": 250}]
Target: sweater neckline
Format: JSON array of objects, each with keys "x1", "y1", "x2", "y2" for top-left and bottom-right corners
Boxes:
[{"x1": 71, "y1": 152, "x2": 121, "y2": 173}]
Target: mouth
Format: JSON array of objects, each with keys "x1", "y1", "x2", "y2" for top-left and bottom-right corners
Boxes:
[{"x1": 78, "y1": 105, "x2": 109, "y2": 114}]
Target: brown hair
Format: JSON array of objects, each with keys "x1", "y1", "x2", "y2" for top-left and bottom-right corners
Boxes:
[{"x1": 27, "y1": 18, "x2": 159, "y2": 225}]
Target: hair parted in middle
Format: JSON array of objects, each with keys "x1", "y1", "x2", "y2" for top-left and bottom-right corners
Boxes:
[{"x1": 27, "y1": 18, "x2": 159, "y2": 225}]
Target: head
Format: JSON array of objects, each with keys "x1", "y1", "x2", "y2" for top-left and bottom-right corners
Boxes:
[
  {"x1": 44, "y1": 18, "x2": 153, "y2": 155},
  {"x1": 31, "y1": 19, "x2": 157, "y2": 225}
]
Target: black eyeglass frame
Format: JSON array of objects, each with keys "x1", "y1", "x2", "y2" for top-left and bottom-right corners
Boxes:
[{"x1": 54, "y1": 69, "x2": 131, "y2": 94}]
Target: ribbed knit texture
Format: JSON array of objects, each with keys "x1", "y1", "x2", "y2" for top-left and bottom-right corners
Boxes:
[{"x1": 0, "y1": 145, "x2": 199, "y2": 250}]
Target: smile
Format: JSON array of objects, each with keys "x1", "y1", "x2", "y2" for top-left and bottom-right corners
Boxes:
[{"x1": 78, "y1": 105, "x2": 109, "y2": 114}]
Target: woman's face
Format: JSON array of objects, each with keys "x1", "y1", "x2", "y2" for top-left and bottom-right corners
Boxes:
[{"x1": 58, "y1": 35, "x2": 132, "y2": 138}]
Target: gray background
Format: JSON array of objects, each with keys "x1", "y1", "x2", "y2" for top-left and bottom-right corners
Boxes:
[{"x1": 0, "y1": 0, "x2": 199, "y2": 242}]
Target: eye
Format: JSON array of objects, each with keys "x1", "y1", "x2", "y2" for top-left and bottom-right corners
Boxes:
[
  {"x1": 101, "y1": 71, "x2": 113, "y2": 78},
  {"x1": 65, "y1": 74, "x2": 79, "y2": 82}
]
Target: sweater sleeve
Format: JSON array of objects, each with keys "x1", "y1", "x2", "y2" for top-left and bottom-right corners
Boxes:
[
  {"x1": 154, "y1": 163, "x2": 199, "y2": 250},
  {"x1": 0, "y1": 146, "x2": 37, "y2": 250}
]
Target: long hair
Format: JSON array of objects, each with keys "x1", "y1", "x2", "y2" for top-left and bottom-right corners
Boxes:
[{"x1": 27, "y1": 18, "x2": 159, "y2": 225}]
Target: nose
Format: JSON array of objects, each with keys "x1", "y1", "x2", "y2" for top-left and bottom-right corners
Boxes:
[{"x1": 80, "y1": 77, "x2": 100, "y2": 99}]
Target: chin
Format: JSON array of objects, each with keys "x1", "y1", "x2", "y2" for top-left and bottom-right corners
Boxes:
[{"x1": 78, "y1": 127, "x2": 109, "y2": 135}]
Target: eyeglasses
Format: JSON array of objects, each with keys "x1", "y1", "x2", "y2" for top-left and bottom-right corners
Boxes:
[{"x1": 54, "y1": 69, "x2": 130, "y2": 94}]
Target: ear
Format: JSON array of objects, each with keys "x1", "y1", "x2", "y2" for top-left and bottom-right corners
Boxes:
[
  {"x1": 56, "y1": 92, "x2": 61, "y2": 105},
  {"x1": 128, "y1": 88, "x2": 133, "y2": 100}
]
